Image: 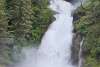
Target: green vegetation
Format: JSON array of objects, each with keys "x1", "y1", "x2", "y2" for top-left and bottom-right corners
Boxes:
[
  {"x1": 0, "y1": 0, "x2": 100, "y2": 67},
  {"x1": 0, "y1": 0, "x2": 12, "y2": 65},
  {"x1": 74, "y1": 0, "x2": 100, "y2": 67},
  {"x1": 0, "y1": 0, "x2": 53, "y2": 66},
  {"x1": 32, "y1": 0, "x2": 54, "y2": 43}
]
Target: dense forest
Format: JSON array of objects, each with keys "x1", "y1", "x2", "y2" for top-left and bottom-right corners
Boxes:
[
  {"x1": 0, "y1": 0, "x2": 100, "y2": 67},
  {"x1": 0, "y1": 0, "x2": 53, "y2": 66},
  {"x1": 74, "y1": 0, "x2": 100, "y2": 67}
]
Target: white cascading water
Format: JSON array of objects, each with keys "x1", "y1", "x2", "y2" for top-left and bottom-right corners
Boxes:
[
  {"x1": 37, "y1": 0, "x2": 74, "y2": 67},
  {"x1": 15, "y1": 0, "x2": 78, "y2": 67}
]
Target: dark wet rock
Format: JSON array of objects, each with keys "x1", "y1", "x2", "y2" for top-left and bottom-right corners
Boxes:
[
  {"x1": 65, "y1": 0, "x2": 80, "y2": 4},
  {"x1": 71, "y1": 31, "x2": 83, "y2": 65}
]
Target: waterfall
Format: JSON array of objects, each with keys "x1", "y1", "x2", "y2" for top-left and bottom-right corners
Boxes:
[
  {"x1": 14, "y1": 0, "x2": 79, "y2": 67},
  {"x1": 78, "y1": 38, "x2": 84, "y2": 67},
  {"x1": 37, "y1": 0, "x2": 75, "y2": 67}
]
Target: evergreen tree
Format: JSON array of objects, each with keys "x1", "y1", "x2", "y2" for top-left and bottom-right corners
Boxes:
[
  {"x1": 6, "y1": 0, "x2": 33, "y2": 46},
  {"x1": 0, "y1": 0, "x2": 11, "y2": 65},
  {"x1": 15, "y1": 0, "x2": 33, "y2": 39},
  {"x1": 7, "y1": 0, "x2": 33, "y2": 39}
]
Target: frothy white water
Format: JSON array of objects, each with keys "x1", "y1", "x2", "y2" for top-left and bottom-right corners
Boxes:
[
  {"x1": 14, "y1": 47, "x2": 37, "y2": 67},
  {"x1": 37, "y1": 0, "x2": 74, "y2": 67}
]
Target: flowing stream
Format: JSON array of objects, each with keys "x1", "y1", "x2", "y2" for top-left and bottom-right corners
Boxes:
[{"x1": 37, "y1": 0, "x2": 74, "y2": 67}]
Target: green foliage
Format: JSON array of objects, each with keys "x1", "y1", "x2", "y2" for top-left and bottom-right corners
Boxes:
[
  {"x1": 0, "y1": 0, "x2": 54, "y2": 65},
  {"x1": 6, "y1": 0, "x2": 33, "y2": 39},
  {"x1": 84, "y1": 56, "x2": 100, "y2": 67},
  {"x1": 6, "y1": 0, "x2": 53, "y2": 43},
  {"x1": 0, "y1": 0, "x2": 12, "y2": 65},
  {"x1": 31, "y1": 0, "x2": 54, "y2": 43},
  {"x1": 0, "y1": 0, "x2": 8, "y2": 37},
  {"x1": 74, "y1": 0, "x2": 100, "y2": 67}
]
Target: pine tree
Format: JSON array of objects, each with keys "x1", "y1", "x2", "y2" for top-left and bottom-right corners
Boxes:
[
  {"x1": 6, "y1": 0, "x2": 33, "y2": 47},
  {"x1": 0, "y1": 0, "x2": 8, "y2": 38},
  {"x1": 0, "y1": 0, "x2": 12, "y2": 64},
  {"x1": 7, "y1": 0, "x2": 33, "y2": 39},
  {"x1": 15, "y1": 0, "x2": 33, "y2": 39}
]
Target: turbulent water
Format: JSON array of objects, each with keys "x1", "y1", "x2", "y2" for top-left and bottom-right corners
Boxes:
[
  {"x1": 15, "y1": 0, "x2": 77, "y2": 67},
  {"x1": 37, "y1": 0, "x2": 74, "y2": 67}
]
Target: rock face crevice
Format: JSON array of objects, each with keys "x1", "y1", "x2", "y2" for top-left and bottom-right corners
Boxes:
[{"x1": 71, "y1": 31, "x2": 83, "y2": 65}]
